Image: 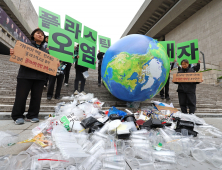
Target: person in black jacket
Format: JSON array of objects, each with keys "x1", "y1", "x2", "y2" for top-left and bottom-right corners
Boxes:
[
  {"x1": 74, "y1": 44, "x2": 88, "y2": 94},
  {"x1": 47, "y1": 61, "x2": 67, "y2": 100},
  {"x1": 160, "y1": 60, "x2": 175, "y2": 100},
  {"x1": 64, "y1": 62, "x2": 72, "y2": 86},
  {"x1": 178, "y1": 60, "x2": 201, "y2": 72},
  {"x1": 10, "y1": 28, "x2": 59, "y2": 125},
  {"x1": 97, "y1": 50, "x2": 104, "y2": 86},
  {"x1": 172, "y1": 59, "x2": 202, "y2": 114}
]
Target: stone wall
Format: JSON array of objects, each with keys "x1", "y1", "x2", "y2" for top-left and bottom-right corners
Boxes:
[
  {"x1": 10, "y1": 0, "x2": 38, "y2": 31},
  {"x1": 165, "y1": 0, "x2": 222, "y2": 70}
]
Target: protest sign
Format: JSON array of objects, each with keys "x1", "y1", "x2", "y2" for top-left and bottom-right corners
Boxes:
[
  {"x1": 83, "y1": 26, "x2": 97, "y2": 44},
  {"x1": 98, "y1": 35, "x2": 111, "y2": 53},
  {"x1": 177, "y1": 39, "x2": 199, "y2": 64},
  {"x1": 159, "y1": 41, "x2": 175, "y2": 62},
  {"x1": 155, "y1": 105, "x2": 178, "y2": 114},
  {"x1": 38, "y1": 7, "x2": 60, "y2": 33},
  {"x1": 9, "y1": 41, "x2": 59, "y2": 76},
  {"x1": 48, "y1": 25, "x2": 75, "y2": 63},
  {"x1": 64, "y1": 15, "x2": 82, "y2": 43},
  {"x1": 173, "y1": 73, "x2": 203, "y2": 82},
  {"x1": 78, "y1": 38, "x2": 97, "y2": 69}
]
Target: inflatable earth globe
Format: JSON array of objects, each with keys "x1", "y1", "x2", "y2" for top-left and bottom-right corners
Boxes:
[{"x1": 101, "y1": 34, "x2": 170, "y2": 102}]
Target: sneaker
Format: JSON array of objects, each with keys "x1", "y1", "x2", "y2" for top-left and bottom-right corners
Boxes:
[
  {"x1": 74, "y1": 90, "x2": 79, "y2": 95},
  {"x1": 80, "y1": 91, "x2": 86, "y2": 95},
  {"x1": 64, "y1": 83, "x2": 68, "y2": 86},
  {"x1": 47, "y1": 96, "x2": 52, "y2": 100},
  {"x1": 31, "y1": 118, "x2": 39, "y2": 123},
  {"x1": 160, "y1": 95, "x2": 164, "y2": 99},
  {"x1": 98, "y1": 83, "x2": 101, "y2": 87},
  {"x1": 15, "y1": 118, "x2": 24, "y2": 125}
]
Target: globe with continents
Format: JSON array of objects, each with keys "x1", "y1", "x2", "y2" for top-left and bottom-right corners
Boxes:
[{"x1": 101, "y1": 34, "x2": 170, "y2": 102}]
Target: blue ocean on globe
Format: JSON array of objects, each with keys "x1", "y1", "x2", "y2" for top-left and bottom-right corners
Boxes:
[{"x1": 101, "y1": 34, "x2": 170, "y2": 102}]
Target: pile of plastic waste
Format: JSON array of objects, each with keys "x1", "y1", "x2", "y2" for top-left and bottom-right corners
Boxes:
[{"x1": 0, "y1": 92, "x2": 222, "y2": 170}]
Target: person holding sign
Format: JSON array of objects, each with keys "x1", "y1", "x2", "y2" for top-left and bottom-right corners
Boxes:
[
  {"x1": 74, "y1": 44, "x2": 88, "y2": 94},
  {"x1": 97, "y1": 50, "x2": 105, "y2": 87},
  {"x1": 10, "y1": 28, "x2": 59, "y2": 125},
  {"x1": 172, "y1": 59, "x2": 202, "y2": 114}
]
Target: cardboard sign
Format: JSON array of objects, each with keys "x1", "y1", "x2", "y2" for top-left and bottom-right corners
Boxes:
[
  {"x1": 48, "y1": 25, "x2": 75, "y2": 63},
  {"x1": 38, "y1": 7, "x2": 61, "y2": 33},
  {"x1": 98, "y1": 35, "x2": 111, "y2": 53},
  {"x1": 83, "y1": 26, "x2": 97, "y2": 44},
  {"x1": 177, "y1": 39, "x2": 199, "y2": 64},
  {"x1": 173, "y1": 73, "x2": 203, "y2": 82},
  {"x1": 159, "y1": 41, "x2": 175, "y2": 62},
  {"x1": 78, "y1": 37, "x2": 97, "y2": 69},
  {"x1": 156, "y1": 105, "x2": 178, "y2": 114},
  {"x1": 64, "y1": 15, "x2": 82, "y2": 43},
  {"x1": 9, "y1": 41, "x2": 59, "y2": 76}
]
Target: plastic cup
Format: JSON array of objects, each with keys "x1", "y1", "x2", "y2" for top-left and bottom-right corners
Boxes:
[
  {"x1": 0, "y1": 156, "x2": 10, "y2": 169},
  {"x1": 124, "y1": 147, "x2": 135, "y2": 160},
  {"x1": 177, "y1": 153, "x2": 190, "y2": 167},
  {"x1": 135, "y1": 149, "x2": 153, "y2": 162},
  {"x1": 103, "y1": 160, "x2": 126, "y2": 170},
  {"x1": 12, "y1": 151, "x2": 30, "y2": 170},
  {"x1": 104, "y1": 155, "x2": 125, "y2": 162},
  {"x1": 191, "y1": 148, "x2": 205, "y2": 162},
  {"x1": 153, "y1": 151, "x2": 176, "y2": 163},
  {"x1": 154, "y1": 162, "x2": 175, "y2": 170}
]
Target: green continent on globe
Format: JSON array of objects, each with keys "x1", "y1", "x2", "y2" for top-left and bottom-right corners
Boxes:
[
  {"x1": 104, "y1": 41, "x2": 170, "y2": 94},
  {"x1": 104, "y1": 52, "x2": 153, "y2": 92}
]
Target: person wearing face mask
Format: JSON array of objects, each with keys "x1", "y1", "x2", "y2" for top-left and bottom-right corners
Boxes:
[
  {"x1": 10, "y1": 28, "x2": 59, "y2": 125},
  {"x1": 172, "y1": 59, "x2": 202, "y2": 114}
]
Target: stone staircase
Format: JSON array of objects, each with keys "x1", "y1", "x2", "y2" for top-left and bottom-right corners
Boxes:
[{"x1": 1, "y1": 54, "x2": 222, "y2": 119}]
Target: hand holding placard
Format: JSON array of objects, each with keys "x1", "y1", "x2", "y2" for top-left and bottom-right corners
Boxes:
[{"x1": 9, "y1": 41, "x2": 59, "y2": 76}]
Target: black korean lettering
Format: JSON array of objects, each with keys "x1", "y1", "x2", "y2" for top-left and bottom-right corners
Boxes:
[
  {"x1": 84, "y1": 32, "x2": 96, "y2": 42},
  {"x1": 100, "y1": 38, "x2": 110, "y2": 48},
  {"x1": 82, "y1": 53, "x2": 95, "y2": 65},
  {"x1": 178, "y1": 45, "x2": 190, "y2": 59},
  {"x1": 65, "y1": 19, "x2": 81, "y2": 40},
  {"x1": 167, "y1": 43, "x2": 174, "y2": 59},
  {"x1": 40, "y1": 11, "x2": 60, "y2": 29},
  {"x1": 65, "y1": 19, "x2": 74, "y2": 33},
  {"x1": 80, "y1": 43, "x2": 95, "y2": 57},
  {"x1": 49, "y1": 33, "x2": 73, "y2": 55},
  {"x1": 190, "y1": 43, "x2": 198, "y2": 60}
]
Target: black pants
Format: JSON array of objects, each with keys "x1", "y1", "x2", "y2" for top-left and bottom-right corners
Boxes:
[
  {"x1": 178, "y1": 92, "x2": 196, "y2": 114},
  {"x1": 160, "y1": 76, "x2": 170, "y2": 98},
  {"x1": 98, "y1": 64, "x2": 101, "y2": 84},
  {"x1": 64, "y1": 64, "x2": 72, "y2": 84},
  {"x1": 44, "y1": 74, "x2": 49, "y2": 87},
  {"x1": 74, "y1": 69, "x2": 86, "y2": 92},
  {"x1": 11, "y1": 78, "x2": 45, "y2": 121},
  {"x1": 47, "y1": 74, "x2": 64, "y2": 98}
]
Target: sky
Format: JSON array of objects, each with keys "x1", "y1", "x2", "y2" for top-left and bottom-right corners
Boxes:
[{"x1": 30, "y1": 0, "x2": 145, "y2": 45}]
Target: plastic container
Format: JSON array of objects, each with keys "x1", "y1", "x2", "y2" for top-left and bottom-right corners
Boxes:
[
  {"x1": 153, "y1": 151, "x2": 176, "y2": 163},
  {"x1": 124, "y1": 147, "x2": 135, "y2": 160},
  {"x1": 191, "y1": 148, "x2": 205, "y2": 162}
]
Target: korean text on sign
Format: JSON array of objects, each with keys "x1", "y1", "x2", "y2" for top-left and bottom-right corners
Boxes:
[
  {"x1": 98, "y1": 35, "x2": 111, "y2": 53},
  {"x1": 48, "y1": 25, "x2": 75, "y2": 63},
  {"x1": 78, "y1": 38, "x2": 97, "y2": 70},
  {"x1": 159, "y1": 41, "x2": 175, "y2": 62},
  {"x1": 38, "y1": 7, "x2": 61, "y2": 33},
  {"x1": 9, "y1": 41, "x2": 59, "y2": 76},
  {"x1": 83, "y1": 26, "x2": 97, "y2": 44},
  {"x1": 64, "y1": 15, "x2": 82, "y2": 43},
  {"x1": 177, "y1": 39, "x2": 199, "y2": 65}
]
